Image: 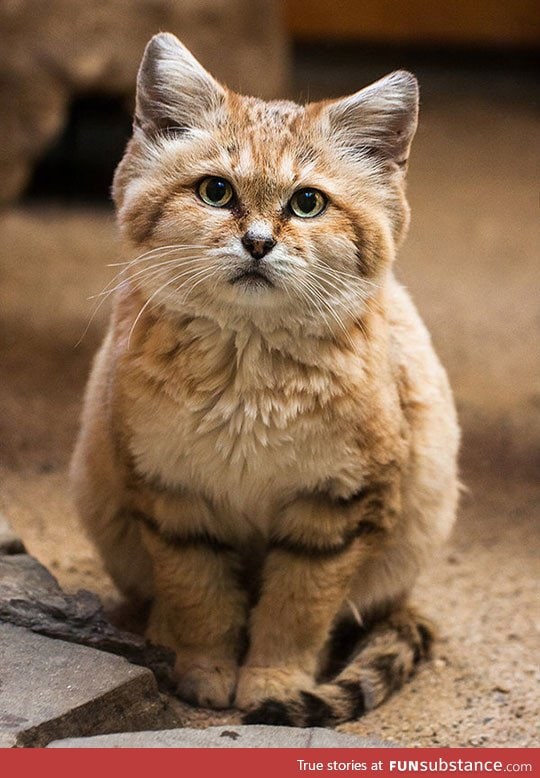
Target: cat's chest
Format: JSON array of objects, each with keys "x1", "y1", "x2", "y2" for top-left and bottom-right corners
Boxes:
[{"x1": 121, "y1": 330, "x2": 369, "y2": 519}]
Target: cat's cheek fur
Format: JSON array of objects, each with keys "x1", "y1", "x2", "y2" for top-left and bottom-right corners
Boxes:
[{"x1": 72, "y1": 33, "x2": 460, "y2": 725}]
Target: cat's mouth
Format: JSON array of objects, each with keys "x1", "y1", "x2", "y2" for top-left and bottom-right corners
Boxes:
[{"x1": 229, "y1": 268, "x2": 274, "y2": 288}]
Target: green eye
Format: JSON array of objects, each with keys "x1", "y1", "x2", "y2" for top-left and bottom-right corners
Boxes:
[
  {"x1": 198, "y1": 177, "x2": 234, "y2": 207},
  {"x1": 289, "y1": 188, "x2": 327, "y2": 218}
]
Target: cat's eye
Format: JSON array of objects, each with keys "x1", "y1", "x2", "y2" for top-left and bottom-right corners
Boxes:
[
  {"x1": 197, "y1": 177, "x2": 234, "y2": 208},
  {"x1": 289, "y1": 188, "x2": 327, "y2": 218}
]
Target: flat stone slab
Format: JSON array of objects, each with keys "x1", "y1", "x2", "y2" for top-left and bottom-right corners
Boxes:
[
  {"x1": 0, "y1": 623, "x2": 177, "y2": 747},
  {"x1": 0, "y1": 554, "x2": 175, "y2": 688},
  {"x1": 48, "y1": 725, "x2": 395, "y2": 748}
]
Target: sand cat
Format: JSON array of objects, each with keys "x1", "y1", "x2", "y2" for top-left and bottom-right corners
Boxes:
[{"x1": 71, "y1": 33, "x2": 459, "y2": 726}]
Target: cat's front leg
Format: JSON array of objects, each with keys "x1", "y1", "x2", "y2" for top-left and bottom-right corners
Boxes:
[
  {"x1": 138, "y1": 497, "x2": 248, "y2": 709},
  {"x1": 235, "y1": 491, "x2": 384, "y2": 713}
]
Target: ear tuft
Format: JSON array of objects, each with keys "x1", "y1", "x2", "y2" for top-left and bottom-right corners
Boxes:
[
  {"x1": 135, "y1": 32, "x2": 225, "y2": 135},
  {"x1": 324, "y1": 70, "x2": 419, "y2": 167}
]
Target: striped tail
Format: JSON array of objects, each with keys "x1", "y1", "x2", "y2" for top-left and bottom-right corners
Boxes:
[{"x1": 243, "y1": 608, "x2": 434, "y2": 727}]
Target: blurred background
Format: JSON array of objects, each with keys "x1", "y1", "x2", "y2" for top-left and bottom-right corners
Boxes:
[{"x1": 1, "y1": 0, "x2": 539, "y2": 748}]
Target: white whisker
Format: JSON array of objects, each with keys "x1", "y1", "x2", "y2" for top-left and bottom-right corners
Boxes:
[
  {"x1": 156, "y1": 266, "x2": 217, "y2": 309},
  {"x1": 76, "y1": 249, "x2": 212, "y2": 347},
  {"x1": 127, "y1": 275, "x2": 184, "y2": 349},
  {"x1": 179, "y1": 268, "x2": 219, "y2": 304},
  {"x1": 325, "y1": 266, "x2": 381, "y2": 289},
  {"x1": 300, "y1": 274, "x2": 356, "y2": 350},
  {"x1": 311, "y1": 263, "x2": 381, "y2": 293},
  {"x1": 107, "y1": 244, "x2": 208, "y2": 268},
  {"x1": 307, "y1": 264, "x2": 384, "y2": 318},
  {"x1": 100, "y1": 246, "x2": 208, "y2": 295},
  {"x1": 90, "y1": 256, "x2": 211, "y2": 299},
  {"x1": 127, "y1": 265, "x2": 219, "y2": 348},
  {"x1": 75, "y1": 265, "x2": 178, "y2": 346}
]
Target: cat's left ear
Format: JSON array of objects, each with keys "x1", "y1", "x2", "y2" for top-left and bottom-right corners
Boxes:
[
  {"x1": 135, "y1": 32, "x2": 226, "y2": 135},
  {"x1": 321, "y1": 71, "x2": 419, "y2": 168}
]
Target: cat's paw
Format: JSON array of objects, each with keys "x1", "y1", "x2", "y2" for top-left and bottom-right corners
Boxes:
[
  {"x1": 235, "y1": 666, "x2": 314, "y2": 711},
  {"x1": 175, "y1": 661, "x2": 238, "y2": 709}
]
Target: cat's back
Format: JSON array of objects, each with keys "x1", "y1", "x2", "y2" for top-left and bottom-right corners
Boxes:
[
  {"x1": 387, "y1": 275, "x2": 456, "y2": 408},
  {"x1": 386, "y1": 275, "x2": 459, "y2": 529}
]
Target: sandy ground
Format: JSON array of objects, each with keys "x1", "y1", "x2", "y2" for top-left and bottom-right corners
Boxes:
[{"x1": 1, "y1": 68, "x2": 539, "y2": 747}]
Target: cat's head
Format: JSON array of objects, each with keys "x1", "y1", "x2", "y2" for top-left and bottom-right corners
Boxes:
[{"x1": 113, "y1": 33, "x2": 418, "y2": 335}]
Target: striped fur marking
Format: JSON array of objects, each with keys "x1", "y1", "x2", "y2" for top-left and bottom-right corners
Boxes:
[
  {"x1": 242, "y1": 609, "x2": 435, "y2": 727},
  {"x1": 268, "y1": 519, "x2": 382, "y2": 559},
  {"x1": 133, "y1": 510, "x2": 233, "y2": 553},
  {"x1": 243, "y1": 699, "x2": 293, "y2": 727}
]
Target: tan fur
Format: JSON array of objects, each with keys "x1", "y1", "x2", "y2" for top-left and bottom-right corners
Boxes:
[{"x1": 71, "y1": 33, "x2": 459, "y2": 723}]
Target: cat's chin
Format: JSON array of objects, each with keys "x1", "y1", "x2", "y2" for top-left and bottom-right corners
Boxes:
[
  {"x1": 221, "y1": 277, "x2": 284, "y2": 309},
  {"x1": 229, "y1": 269, "x2": 275, "y2": 290}
]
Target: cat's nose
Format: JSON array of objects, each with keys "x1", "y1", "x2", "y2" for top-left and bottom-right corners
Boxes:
[{"x1": 241, "y1": 231, "x2": 276, "y2": 260}]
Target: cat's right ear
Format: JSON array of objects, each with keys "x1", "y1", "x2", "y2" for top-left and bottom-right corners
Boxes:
[{"x1": 134, "y1": 33, "x2": 225, "y2": 136}]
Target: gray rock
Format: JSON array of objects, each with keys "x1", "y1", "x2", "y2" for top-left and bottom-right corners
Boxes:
[
  {"x1": 0, "y1": 732, "x2": 17, "y2": 748},
  {"x1": 309, "y1": 729, "x2": 395, "y2": 748},
  {"x1": 0, "y1": 554, "x2": 60, "y2": 596},
  {"x1": 47, "y1": 725, "x2": 396, "y2": 748},
  {"x1": 0, "y1": 623, "x2": 179, "y2": 747},
  {"x1": 0, "y1": 554, "x2": 175, "y2": 689},
  {"x1": 0, "y1": 515, "x2": 25, "y2": 555}
]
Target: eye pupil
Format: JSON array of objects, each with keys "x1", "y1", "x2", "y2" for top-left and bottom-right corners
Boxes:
[
  {"x1": 207, "y1": 178, "x2": 227, "y2": 202},
  {"x1": 198, "y1": 177, "x2": 234, "y2": 207},
  {"x1": 290, "y1": 188, "x2": 326, "y2": 218},
  {"x1": 298, "y1": 192, "x2": 316, "y2": 213}
]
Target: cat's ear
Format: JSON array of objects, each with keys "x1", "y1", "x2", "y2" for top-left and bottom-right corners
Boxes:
[
  {"x1": 322, "y1": 71, "x2": 419, "y2": 168},
  {"x1": 135, "y1": 33, "x2": 225, "y2": 135}
]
